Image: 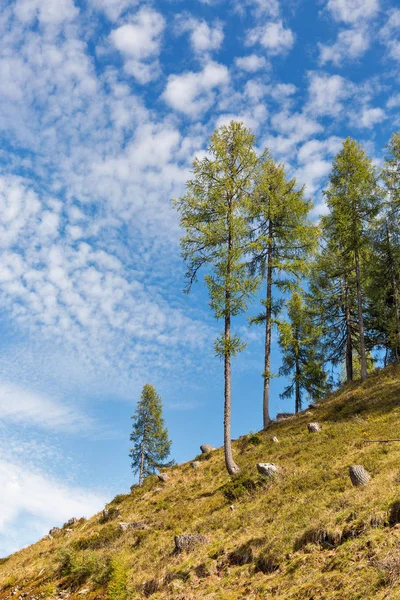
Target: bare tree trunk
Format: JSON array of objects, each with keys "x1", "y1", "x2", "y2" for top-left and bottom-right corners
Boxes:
[
  {"x1": 139, "y1": 441, "x2": 145, "y2": 486},
  {"x1": 386, "y1": 222, "x2": 400, "y2": 361},
  {"x1": 224, "y1": 203, "x2": 240, "y2": 476},
  {"x1": 295, "y1": 325, "x2": 301, "y2": 413},
  {"x1": 354, "y1": 247, "x2": 367, "y2": 381},
  {"x1": 295, "y1": 355, "x2": 301, "y2": 413},
  {"x1": 344, "y1": 279, "x2": 353, "y2": 383},
  {"x1": 224, "y1": 313, "x2": 240, "y2": 475},
  {"x1": 263, "y1": 236, "x2": 273, "y2": 429}
]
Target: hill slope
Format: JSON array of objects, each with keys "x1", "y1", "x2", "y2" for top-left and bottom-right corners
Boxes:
[{"x1": 2, "y1": 366, "x2": 400, "y2": 599}]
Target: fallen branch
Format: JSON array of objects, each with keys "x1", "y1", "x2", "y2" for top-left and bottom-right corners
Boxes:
[{"x1": 358, "y1": 439, "x2": 400, "y2": 444}]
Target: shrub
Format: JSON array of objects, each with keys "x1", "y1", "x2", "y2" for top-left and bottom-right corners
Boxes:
[
  {"x1": 221, "y1": 472, "x2": 265, "y2": 502},
  {"x1": 57, "y1": 548, "x2": 110, "y2": 589},
  {"x1": 107, "y1": 553, "x2": 129, "y2": 600},
  {"x1": 247, "y1": 432, "x2": 262, "y2": 446}
]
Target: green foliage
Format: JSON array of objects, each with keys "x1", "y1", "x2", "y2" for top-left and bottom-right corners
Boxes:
[
  {"x1": 107, "y1": 553, "x2": 129, "y2": 600},
  {"x1": 221, "y1": 471, "x2": 266, "y2": 501},
  {"x1": 247, "y1": 431, "x2": 262, "y2": 446},
  {"x1": 248, "y1": 154, "x2": 317, "y2": 424},
  {"x1": 130, "y1": 384, "x2": 174, "y2": 485},
  {"x1": 57, "y1": 548, "x2": 102, "y2": 588},
  {"x1": 383, "y1": 131, "x2": 400, "y2": 210},
  {"x1": 278, "y1": 291, "x2": 329, "y2": 412}
]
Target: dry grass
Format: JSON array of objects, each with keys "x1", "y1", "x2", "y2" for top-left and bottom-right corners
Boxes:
[{"x1": 3, "y1": 365, "x2": 400, "y2": 599}]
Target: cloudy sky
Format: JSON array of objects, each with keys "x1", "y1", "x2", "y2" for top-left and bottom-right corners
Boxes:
[{"x1": 0, "y1": 0, "x2": 399, "y2": 556}]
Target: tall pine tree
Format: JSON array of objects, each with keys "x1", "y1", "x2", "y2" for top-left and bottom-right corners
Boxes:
[
  {"x1": 323, "y1": 138, "x2": 382, "y2": 381},
  {"x1": 174, "y1": 121, "x2": 260, "y2": 475},
  {"x1": 248, "y1": 155, "x2": 316, "y2": 428},
  {"x1": 278, "y1": 292, "x2": 328, "y2": 413},
  {"x1": 383, "y1": 131, "x2": 400, "y2": 210},
  {"x1": 309, "y1": 221, "x2": 359, "y2": 383},
  {"x1": 129, "y1": 384, "x2": 173, "y2": 486}
]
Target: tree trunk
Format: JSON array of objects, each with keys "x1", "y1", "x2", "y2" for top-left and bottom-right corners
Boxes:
[
  {"x1": 295, "y1": 334, "x2": 301, "y2": 413},
  {"x1": 224, "y1": 203, "x2": 240, "y2": 476},
  {"x1": 139, "y1": 441, "x2": 145, "y2": 486},
  {"x1": 386, "y1": 222, "x2": 400, "y2": 361},
  {"x1": 354, "y1": 247, "x2": 367, "y2": 381},
  {"x1": 344, "y1": 279, "x2": 353, "y2": 383},
  {"x1": 224, "y1": 315, "x2": 240, "y2": 475},
  {"x1": 263, "y1": 236, "x2": 273, "y2": 429}
]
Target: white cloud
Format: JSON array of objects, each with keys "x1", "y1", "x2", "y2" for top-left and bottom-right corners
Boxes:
[
  {"x1": 306, "y1": 72, "x2": 350, "y2": 117},
  {"x1": 380, "y1": 10, "x2": 400, "y2": 62},
  {"x1": 325, "y1": 0, "x2": 379, "y2": 24},
  {"x1": 110, "y1": 7, "x2": 165, "y2": 83},
  {"x1": 89, "y1": 0, "x2": 139, "y2": 21},
  {"x1": 163, "y1": 62, "x2": 229, "y2": 116},
  {"x1": 319, "y1": 28, "x2": 370, "y2": 65},
  {"x1": 271, "y1": 111, "x2": 323, "y2": 141},
  {"x1": 0, "y1": 382, "x2": 88, "y2": 433},
  {"x1": 358, "y1": 106, "x2": 386, "y2": 128},
  {"x1": 246, "y1": 20, "x2": 295, "y2": 55},
  {"x1": 235, "y1": 54, "x2": 268, "y2": 72},
  {"x1": 177, "y1": 16, "x2": 224, "y2": 55},
  {"x1": 0, "y1": 458, "x2": 105, "y2": 556},
  {"x1": 387, "y1": 93, "x2": 400, "y2": 109},
  {"x1": 14, "y1": 0, "x2": 79, "y2": 26}
]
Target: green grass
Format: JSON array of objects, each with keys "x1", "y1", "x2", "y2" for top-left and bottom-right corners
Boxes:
[{"x1": 3, "y1": 365, "x2": 400, "y2": 599}]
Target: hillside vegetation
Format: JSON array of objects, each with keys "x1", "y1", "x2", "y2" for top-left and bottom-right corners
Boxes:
[{"x1": 2, "y1": 366, "x2": 400, "y2": 599}]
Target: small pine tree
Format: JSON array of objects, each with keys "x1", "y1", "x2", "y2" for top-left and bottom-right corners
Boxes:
[
  {"x1": 278, "y1": 292, "x2": 328, "y2": 412},
  {"x1": 129, "y1": 384, "x2": 173, "y2": 486}
]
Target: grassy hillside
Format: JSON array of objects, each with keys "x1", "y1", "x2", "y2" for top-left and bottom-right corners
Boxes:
[{"x1": 2, "y1": 366, "x2": 400, "y2": 600}]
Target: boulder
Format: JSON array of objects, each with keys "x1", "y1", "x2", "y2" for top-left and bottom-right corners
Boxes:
[
  {"x1": 119, "y1": 521, "x2": 149, "y2": 531},
  {"x1": 174, "y1": 533, "x2": 209, "y2": 552},
  {"x1": 200, "y1": 444, "x2": 214, "y2": 454},
  {"x1": 191, "y1": 461, "x2": 201, "y2": 469},
  {"x1": 65, "y1": 517, "x2": 79, "y2": 527},
  {"x1": 257, "y1": 463, "x2": 279, "y2": 477},
  {"x1": 271, "y1": 436, "x2": 279, "y2": 443},
  {"x1": 307, "y1": 422, "x2": 321, "y2": 433},
  {"x1": 349, "y1": 465, "x2": 371, "y2": 487},
  {"x1": 308, "y1": 402, "x2": 319, "y2": 409},
  {"x1": 276, "y1": 413, "x2": 294, "y2": 421},
  {"x1": 48, "y1": 527, "x2": 61, "y2": 537},
  {"x1": 158, "y1": 473, "x2": 169, "y2": 482}
]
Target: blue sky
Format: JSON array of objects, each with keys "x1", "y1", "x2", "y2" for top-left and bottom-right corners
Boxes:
[{"x1": 0, "y1": 0, "x2": 399, "y2": 557}]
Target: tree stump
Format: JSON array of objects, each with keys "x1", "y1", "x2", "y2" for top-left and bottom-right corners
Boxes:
[
  {"x1": 174, "y1": 534, "x2": 209, "y2": 552},
  {"x1": 349, "y1": 465, "x2": 371, "y2": 486},
  {"x1": 257, "y1": 463, "x2": 279, "y2": 477},
  {"x1": 200, "y1": 444, "x2": 214, "y2": 454},
  {"x1": 158, "y1": 473, "x2": 169, "y2": 482},
  {"x1": 307, "y1": 422, "x2": 321, "y2": 433}
]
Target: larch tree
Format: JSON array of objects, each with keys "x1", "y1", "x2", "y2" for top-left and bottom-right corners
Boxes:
[
  {"x1": 383, "y1": 131, "x2": 400, "y2": 210},
  {"x1": 309, "y1": 220, "x2": 359, "y2": 384},
  {"x1": 324, "y1": 138, "x2": 382, "y2": 381},
  {"x1": 278, "y1": 291, "x2": 328, "y2": 413},
  {"x1": 248, "y1": 156, "x2": 317, "y2": 428},
  {"x1": 174, "y1": 121, "x2": 260, "y2": 475},
  {"x1": 129, "y1": 384, "x2": 173, "y2": 486}
]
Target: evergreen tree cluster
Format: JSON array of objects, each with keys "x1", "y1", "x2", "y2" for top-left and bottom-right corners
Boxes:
[{"x1": 174, "y1": 122, "x2": 400, "y2": 475}]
